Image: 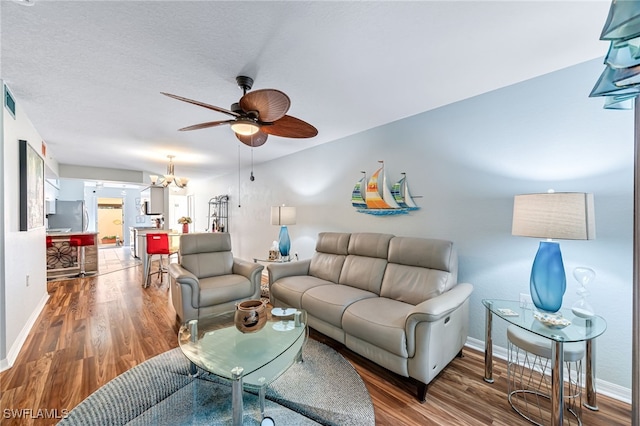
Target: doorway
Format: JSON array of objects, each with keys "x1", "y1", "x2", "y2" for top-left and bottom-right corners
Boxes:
[{"x1": 97, "y1": 197, "x2": 124, "y2": 246}]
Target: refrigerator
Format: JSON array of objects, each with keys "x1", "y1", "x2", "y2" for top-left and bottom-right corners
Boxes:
[{"x1": 47, "y1": 200, "x2": 89, "y2": 232}]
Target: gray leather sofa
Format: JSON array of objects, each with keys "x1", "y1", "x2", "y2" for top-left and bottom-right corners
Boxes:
[
  {"x1": 268, "y1": 232, "x2": 473, "y2": 402},
  {"x1": 168, "y1": 233, "x2": 264, "y2": 322}
]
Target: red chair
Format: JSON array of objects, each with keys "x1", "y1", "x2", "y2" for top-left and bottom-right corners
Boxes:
[
  {"x1": 69, "y1": 234, "x2": 95, "y2": 277},
  {"x1": 144, "y1": 233, "x2": 178, "y2": 288}
]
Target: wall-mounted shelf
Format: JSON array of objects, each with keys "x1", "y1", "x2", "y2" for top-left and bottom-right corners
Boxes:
[{"x1": 208, "y1": 195, "x2": 229, "y2": 232}]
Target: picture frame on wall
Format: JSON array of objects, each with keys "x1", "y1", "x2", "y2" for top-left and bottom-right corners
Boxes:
[{"x1": 19, "y1": 139, "x2": 45, "y2": 231}]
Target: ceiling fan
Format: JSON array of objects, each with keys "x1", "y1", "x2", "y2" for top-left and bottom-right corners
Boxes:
[{"x1": 161, "y1": 76, "x2": 318, "y2": 147}]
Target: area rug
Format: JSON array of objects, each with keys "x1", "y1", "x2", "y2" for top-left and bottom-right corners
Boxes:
[{"x1": 58, "y1": 339, "x2": 375, "y2": 425}]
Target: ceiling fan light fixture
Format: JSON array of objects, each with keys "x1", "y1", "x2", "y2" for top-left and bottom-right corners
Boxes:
[{"x1": 231, "y1": 118, "x2": 260, "y2": 136}]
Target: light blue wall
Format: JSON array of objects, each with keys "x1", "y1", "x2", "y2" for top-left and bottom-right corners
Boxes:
[{"x1": 194, "y1": 58, "x2": 634, "y2": 392}]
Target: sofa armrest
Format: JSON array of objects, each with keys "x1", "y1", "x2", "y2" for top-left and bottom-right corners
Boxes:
[
  {"x1": 404, "y1": 282, "x2": 473, "y2": 355},
  {"x1": 267, "y1": 259, "x2": 311, "y2": 285},
  {"x1": 233, "y1": 258, "x2": 264, "y2": 291}
]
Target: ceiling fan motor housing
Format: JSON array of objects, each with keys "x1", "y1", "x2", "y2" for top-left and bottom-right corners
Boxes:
[{"x1": 236, "y1": 76, "x2": 254, "y2": 93}]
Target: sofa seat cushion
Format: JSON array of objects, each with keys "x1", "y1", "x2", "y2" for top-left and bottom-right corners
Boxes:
[
  {"x1": 301, "y1": 284, "x2": 377, "y2": 328},
  {"x1": 342, "y1": 297, "x2": 414, "y2": 358},
  {"x1": 199, "y1": 274, "x2": 253, "y2": 307},
  {"x1": 271, "y1": 276, "x2": 334, "y2": 308}
]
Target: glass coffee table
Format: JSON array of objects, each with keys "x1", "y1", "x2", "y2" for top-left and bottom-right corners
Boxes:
[{"x1": 178, "y1": 307, "x2": 308, "y2": 426}]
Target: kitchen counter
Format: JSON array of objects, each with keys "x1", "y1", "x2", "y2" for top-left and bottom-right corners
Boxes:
[
  {"x1": 46, "y1": 232, "x2": 99, "y2": 282},
  {"x1": 46, "y1": 231, "x2": 99, "y2": 236}
]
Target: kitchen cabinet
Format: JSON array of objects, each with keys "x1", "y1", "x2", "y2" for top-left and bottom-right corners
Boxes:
[
  {"x1": 149, "y1": 186, "x2": 165, "y2": 214},
  {"x1": 142, "y1": 186, "x2": 167, "y2": 216}
]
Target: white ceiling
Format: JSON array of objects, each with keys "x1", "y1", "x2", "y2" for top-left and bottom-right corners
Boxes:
[{"x1": 1, "y1": 1, "x2": 611, "y2": 182}]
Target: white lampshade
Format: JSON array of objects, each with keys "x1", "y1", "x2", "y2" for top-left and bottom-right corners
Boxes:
[
  {"x1": 512, "y1": 192, "x2": 596, "y2": 240},
  {"x1": 271, "y1": 206, "x2": 296, "y2": 226}
]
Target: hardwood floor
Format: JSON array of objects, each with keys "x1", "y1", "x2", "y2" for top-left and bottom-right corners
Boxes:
[{"x1": 0, "y1": 264, "x2": 631, "y2": 425}]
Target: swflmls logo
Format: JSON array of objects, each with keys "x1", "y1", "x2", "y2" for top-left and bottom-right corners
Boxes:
[
  {"x1": 4, "y1": 84, "x2": 16, "y2": 119},
  {"x1": 3, "y1": 408, "x2": 70, "y2": 419}
]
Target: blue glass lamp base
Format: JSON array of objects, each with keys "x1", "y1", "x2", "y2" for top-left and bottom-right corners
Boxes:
[
  {"x1": 278, "y1": 226, "x2": 291, "y2": 257},
  {"x1": 530, "y1": 241, "x2": 566, "y2": 313}
]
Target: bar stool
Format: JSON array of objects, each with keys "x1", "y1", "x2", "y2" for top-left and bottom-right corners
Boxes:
[
  {"x1": 69, "y1": 234, "x2": 95, "y2": 277},
  {"x1": 144, "y1": 233, "x2": 178, "y2": 288},
  {"x1": 507, "y1": 324, "x2": 584, "y2": 426}
]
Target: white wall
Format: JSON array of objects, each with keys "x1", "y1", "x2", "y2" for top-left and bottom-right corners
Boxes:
[
  {"x1": 1, "y1": 81, "x2": 57, "y2": 369},
  {"x1": 194, "y1": 59, "x2": 634, "y2": 394}
]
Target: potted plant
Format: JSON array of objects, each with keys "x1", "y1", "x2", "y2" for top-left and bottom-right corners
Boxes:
[
  {"x1": 101, "y1": 235, "x2": 117, "y2": 244},
  {"x1": 178, "y1": 216, "x2": 192, "y2": 233}
]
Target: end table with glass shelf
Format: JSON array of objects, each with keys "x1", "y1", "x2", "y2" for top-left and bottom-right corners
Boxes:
[{"x1": 482, "y1": 299, "x2": 606, "y2": 426}]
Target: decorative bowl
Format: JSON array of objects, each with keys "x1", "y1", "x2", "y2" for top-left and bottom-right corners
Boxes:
[
  {"x1": 533, "y1": 311, "x2": 571, "y2": 330},
  {"x1": 235, "y1": 300, "x2": 267, "y2": 333}
]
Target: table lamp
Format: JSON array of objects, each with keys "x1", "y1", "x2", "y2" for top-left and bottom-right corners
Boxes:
[
  {"x1": 512, "y1": 192, "x2": 595, "y2": 313},
  {"x1": 271, "y1": 205, "x2": 296, "y2": 260}
]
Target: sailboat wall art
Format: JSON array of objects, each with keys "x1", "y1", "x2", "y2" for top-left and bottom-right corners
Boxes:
[{"x1": 352, "y1": 161, "x2": 420, "y2": 216}]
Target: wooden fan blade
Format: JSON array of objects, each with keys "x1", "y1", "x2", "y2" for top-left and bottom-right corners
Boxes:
[
  {"x1": 178, "y1": 120, "x2": 235, "y2": 131},
  {"x1": 239, "y1": 89, "x2": 291, "y2": 122},
  {"x1": 261, "y1": 115, "x2": 318, "y2": 138},
  {"x1": 161, "y1": 92, "x2": 240, "y2": 117},
  {"x1": 235, "y1": 131, "x2": 268, "y2": 147}
]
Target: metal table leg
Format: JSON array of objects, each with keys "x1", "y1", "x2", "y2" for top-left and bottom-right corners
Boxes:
[
  {"x1": 585, "y1": 337, "x2": 599, "y2": 410},
  {"x1": 484, "y1": 302, "x2": 494, "y2": 383},
  {"x1": 551, "y1": 341, "x2": 565, "y2": 426},
  {"x1": 231, "y1": 366, "x2": 244, "y2": 426}
]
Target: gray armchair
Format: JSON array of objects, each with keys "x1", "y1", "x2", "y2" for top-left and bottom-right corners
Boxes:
[{"x1": 168, "y1": 233, "x2": 264, "y2": 323}]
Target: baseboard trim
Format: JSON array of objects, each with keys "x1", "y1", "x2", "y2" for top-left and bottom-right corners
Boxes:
[
  {"x1": 0, "y1": 293, "x2": 49, "y2": 373},
  {"x1": 465, "y1": 336, "x2": 631, "y2": 405}
]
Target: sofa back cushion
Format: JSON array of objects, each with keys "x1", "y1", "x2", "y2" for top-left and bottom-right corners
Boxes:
[
  {"x1": 380, "y1": 237, "x2": 458, "y2": 305},
  {"x1": 309, "y1": 232, "x2": 350, "y2": 283},
  {"x1": 338, "y1": 233, "x2": 393, "y2": 294},
  {"x1": 179, "y1": 233, "x2": 233, "y2": 279}
]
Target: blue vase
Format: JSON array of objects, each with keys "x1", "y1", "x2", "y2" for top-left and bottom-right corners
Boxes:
[
  {"x1": 278, "y1": 226, "x2": 291, "y2": 257},
  {"x1": 530, "y1": 241, "x2": 566, "y2": 313}
]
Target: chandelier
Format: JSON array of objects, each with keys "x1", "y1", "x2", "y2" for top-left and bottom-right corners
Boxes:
[{"x1": 149, "y1": 155, "x2": 189, "y2": 188}]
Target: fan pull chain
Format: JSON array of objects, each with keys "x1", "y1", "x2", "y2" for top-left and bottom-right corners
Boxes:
[
  {"x1": 249, "y1": 146, "x2": 255, "y2": 181},
  {"x1": 238, "y1": 145, "x2": 241, "y2": 208}
]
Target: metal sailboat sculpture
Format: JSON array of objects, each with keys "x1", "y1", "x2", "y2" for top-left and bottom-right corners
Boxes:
[{"x1": 352, "y1": 161, "x2": 420, "y2": 215}]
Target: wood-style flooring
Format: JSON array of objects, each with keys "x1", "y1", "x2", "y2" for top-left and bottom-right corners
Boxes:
[{"x1": 0, "y1": 261, "x2": 632, "y2": 425}]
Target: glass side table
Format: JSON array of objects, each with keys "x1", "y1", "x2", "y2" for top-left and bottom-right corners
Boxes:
[{"x1": 482, "y1": 299, "x2": 607, "y2": 426}]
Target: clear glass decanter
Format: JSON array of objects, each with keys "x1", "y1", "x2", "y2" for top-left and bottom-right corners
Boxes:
[{"x1": 571, "y1": 267, "x2": 596, "y2": 318}]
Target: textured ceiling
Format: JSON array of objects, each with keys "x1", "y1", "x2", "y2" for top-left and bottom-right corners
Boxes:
[{"x1": 1, "y1": 1, "x2": 611, "y2": 182}]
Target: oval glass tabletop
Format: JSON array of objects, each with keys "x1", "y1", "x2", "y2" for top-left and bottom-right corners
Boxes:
[
  {"x1": 178, "y1": 308, "x2": 308, "y2": 388},
  {"x1": 482, "y1": 299, "x2": 607, "y2": 342}
]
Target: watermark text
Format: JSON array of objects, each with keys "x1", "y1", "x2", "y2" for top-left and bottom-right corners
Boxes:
[{"x1": 3, "y1": 408, "x2": 69, "y2": 420}]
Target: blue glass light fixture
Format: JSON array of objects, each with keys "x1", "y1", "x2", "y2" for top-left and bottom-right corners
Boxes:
[
  {"x1": 530, "y1": 241, "x2": 566, "y2": 313},
  {"x1": 270, "y1": 205, "x2": 296, "y2": 259},
  {"x1": 512, "y1": 192, "x2": 596, "y2": 313},
  {"x1": 278, "y1": 225, "x2": 291, "y2": 257}
]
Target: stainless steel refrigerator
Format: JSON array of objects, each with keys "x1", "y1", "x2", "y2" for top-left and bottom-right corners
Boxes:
[{"x1": 47, "y1": 200, "x2": 89, "y2": 232}]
